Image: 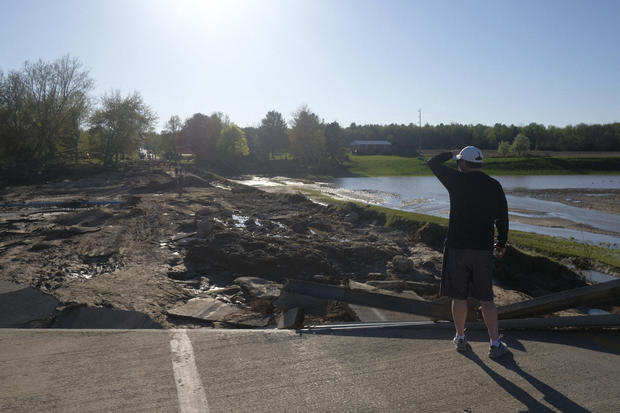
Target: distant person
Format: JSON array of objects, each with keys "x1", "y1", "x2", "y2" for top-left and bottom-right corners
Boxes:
[{"x1": 427, "y1": 146, "x2": 510, "y2": 358}]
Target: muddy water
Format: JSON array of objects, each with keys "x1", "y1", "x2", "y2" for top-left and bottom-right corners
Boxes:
[
  {"x1": 496, "y1": 175, "x2": 620, "y2": 190},
  {"x1": 326, "y1": 175, "x2": 620, "y2": 246},
  {"x1": 236, "y1": 175, "x2": 620, "y2": 247}
]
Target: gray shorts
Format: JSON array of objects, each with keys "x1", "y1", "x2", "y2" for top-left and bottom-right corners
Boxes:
[{"x1": 440, "y1": 247, "x2": 494, "y2": 301}]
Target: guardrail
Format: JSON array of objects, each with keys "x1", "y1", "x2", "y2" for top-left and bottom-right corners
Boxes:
[{"x1": 276, "y1": 278, "x2": 620, "y2": 330}]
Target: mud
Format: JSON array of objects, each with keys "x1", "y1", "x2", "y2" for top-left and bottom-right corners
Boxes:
[
  {"x1": 506, "y1": 188, "x2": 620, "y2": 216},
  {"x1": 0, "y1": 163, "x2": 596, "y2": 328}
]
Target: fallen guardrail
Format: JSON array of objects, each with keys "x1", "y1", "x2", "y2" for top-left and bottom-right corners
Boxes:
[{"x1": 275, "y1": 278, "x2": 620, "y2": 330}]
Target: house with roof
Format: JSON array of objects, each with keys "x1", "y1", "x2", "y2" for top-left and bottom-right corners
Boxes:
[{"x1": 349, "y1": 140, "x2": 392, "y2": 155}]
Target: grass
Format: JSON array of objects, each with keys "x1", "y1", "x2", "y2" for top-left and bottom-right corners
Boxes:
[
  {"x1": 507, "y1": 230, "x2": 620, "y2": 269},
  {"x1": 379, "y1": 205, "x2": 620, "y2": 269},
  {"x1": 363, "y1": 203, "x2": 448, "y2": 226},
  {"x1": 342, "y1": 155, "x2": 431, "y2": 176},
  {"x1": 482, "y1": 156, "x2": 620, "y2": 175},
  {"x1": 341, "y1": 154, "x2": 620, "y2": 177}
]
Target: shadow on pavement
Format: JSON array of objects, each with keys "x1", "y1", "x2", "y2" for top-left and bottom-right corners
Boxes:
[
  {"x1": 301, "y1": 325, "x2": 620, "y2": 356},
  {"x1": 464, "y1": 351, "x2": 591, "y2": 413}
]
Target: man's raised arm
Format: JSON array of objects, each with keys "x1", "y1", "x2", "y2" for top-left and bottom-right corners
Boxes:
[{"x1": 426, "y1": 151, "x2": 458, "y2": 188}]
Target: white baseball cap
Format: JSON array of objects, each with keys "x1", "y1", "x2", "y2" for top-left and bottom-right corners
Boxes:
[{"x1": 455, "y1": 146, "x2": 483, "y2": 163}]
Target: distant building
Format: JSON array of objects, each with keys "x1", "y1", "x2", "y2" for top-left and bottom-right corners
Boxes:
[{"x1": 350, "y1": 140, "x2": 392, "y2": 155}]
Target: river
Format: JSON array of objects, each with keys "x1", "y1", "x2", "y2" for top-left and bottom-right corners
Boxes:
[{"x1": 236, "y1": 175, "x2": 620, "y2": 248}]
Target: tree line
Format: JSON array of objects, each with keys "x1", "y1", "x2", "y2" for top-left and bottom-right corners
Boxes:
[
  {"x1": 130, "y1": 105, "x2": 348, "y2": 171},
  {"x1": 344, "y1": 121, "x2": 620, "y2": 154},
  {"x1": 2, "y1": 56, "x2": 619, "y2": 173},
  {"x1": 0, "y1": 55, "x2": 156, "y2": 167}
]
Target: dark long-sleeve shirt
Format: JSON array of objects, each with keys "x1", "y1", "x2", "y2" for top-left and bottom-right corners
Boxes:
[{"x1": 427, "y1": 152, "x2": 508, "y2": 251}]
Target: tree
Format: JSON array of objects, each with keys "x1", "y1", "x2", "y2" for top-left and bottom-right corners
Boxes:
[
  {"x1": 0, "y1": 55, "x2": 93, "y2": 164},
  {"x1": 159, "y1": 115, "x2": 182, "y2": 158},
  {"x1": 522, "y1": 123, "x2": 547, "y2": 150},
  {"x1": 141, "y1": 131, "x2": 160, "y2": 158},
  {"x1": 511, "y1": 133, "x2": 531, "y2": 156},
  {"x1": 217, "y1": 124, "x2": 249, "y2": 159},
  {"x1": 259, "y1": 110, "x2": 288, "y2": 159},
  {"x1": 324, "y1": 121, "x2": 346, "y2": 163},
  {"x1": 88, "y1": 91, "x2": 156, "y2": 164},
  {"x1": 289, "y1": 106, "x2": 325, "y2": 166},
  {"x1": 472, "y1": 124, "x2": 490, "y2": 149},
  {"x1": 165, "y1": 114, "x2": 183, "y2": 134},
  {"x1": 177, "y1": 112, "x2": 224, "y2": 163},
  {"x1": 177, "y1": 113, "x2": 208, "y2": 156},
  {"x1": 243, "y1": 126, "x2": 261, "y2": 161},
  {"x1": 497, "y1": 141, "x2": 511, "y2": 156},
  {"x1": 493, "y1": 123, "x2": 514, "y2": 144},
  {"x1": 482, "y1": 128, "x2": 497, "y2": 149}
]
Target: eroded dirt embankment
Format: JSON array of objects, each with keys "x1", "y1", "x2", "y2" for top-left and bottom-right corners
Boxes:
[{"x1": 0, "y1": 163, "x2": 595, "y2": 328}]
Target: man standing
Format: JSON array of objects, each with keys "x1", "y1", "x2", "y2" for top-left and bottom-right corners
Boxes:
[{"x1": 427, "y1": 146, "x2": 510, "y2": 358}]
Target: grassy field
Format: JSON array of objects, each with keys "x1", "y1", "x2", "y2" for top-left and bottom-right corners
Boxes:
[{"x1": 342, "y1": 154, "x2": 620, "y2": 177}]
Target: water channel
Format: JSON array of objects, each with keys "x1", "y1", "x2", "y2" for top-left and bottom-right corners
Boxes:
[{"x1": 237, "y1": 175, "x2": 620, "y2": 248}]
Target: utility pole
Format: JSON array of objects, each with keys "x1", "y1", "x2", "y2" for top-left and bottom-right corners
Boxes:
[{"x1": 418, "y1": 108, "x2": 422, "y2": 153}]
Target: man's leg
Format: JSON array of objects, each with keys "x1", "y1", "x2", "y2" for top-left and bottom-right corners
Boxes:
[
  {"x1": 452, "y1": 299, "x2": 468, "y2": 337},
  {"x1": 481, "y1": 300, "x2": 511, "y2": 358},
  {"x1": 480, "y1": 300, "x2": 499, "y2": 341}
]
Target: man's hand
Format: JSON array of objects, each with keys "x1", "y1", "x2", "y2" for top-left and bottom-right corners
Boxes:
[{"x1": 494, "y1": 244, "x2": 506, "y2": 259}]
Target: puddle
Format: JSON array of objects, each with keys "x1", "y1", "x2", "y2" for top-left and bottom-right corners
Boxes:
[
  {"x1": 587, "y1": 308, "x2": 610, "y2": 315},
  {"x1": 583, "y1": 270, "x2": 617, "y2": 284},
  {"x1": 206, "y1": 285, "x2": 227, "y2": 293},
  {"x1": 69, "y1": 271, "x2": 93, "y2": 280},
  {"x1": 233, "y1": 177, "x2": 286, "y2": 187},
  {"x1": 232, "y1": 214, "x2": 249, "y2": 228},
  {"x1": 212, "y1": 183, "x2": 232, "y2": 191}
]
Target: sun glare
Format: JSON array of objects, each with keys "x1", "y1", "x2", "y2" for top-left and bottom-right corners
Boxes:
[{"x1": 155, "y1": 0, "x2": 251, "y2": 29}]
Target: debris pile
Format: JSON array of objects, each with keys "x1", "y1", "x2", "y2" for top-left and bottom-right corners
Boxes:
[{"x1": 1, "y1": 163, "x2": 608, "y2": 329}]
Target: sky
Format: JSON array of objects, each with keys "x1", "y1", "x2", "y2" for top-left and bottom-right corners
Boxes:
[{"x1": 1, "y1": 0, "x2": 619, "y2": 131}]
